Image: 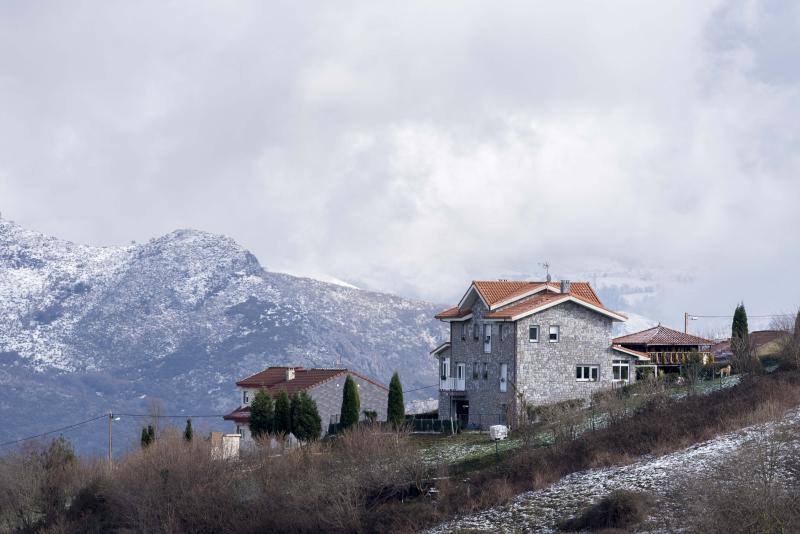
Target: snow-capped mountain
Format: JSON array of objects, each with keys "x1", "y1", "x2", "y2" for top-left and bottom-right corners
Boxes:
[{"x1": 0, "y1": 219, "x2": 445, "y2": 454}]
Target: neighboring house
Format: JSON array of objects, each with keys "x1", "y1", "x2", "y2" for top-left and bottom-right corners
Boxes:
[
  {"x1": 432, "y1": 279, "x2": 634, "y2": 429},
  {"x1": 612, "y1": 325, "x2": 713, "y2": 372},
  {"x1": 710, "y1": 330, "x2": 790, "y2": 361},
  {"x1": 223, "y1": 366, "x2": 388, "y2": 440}
]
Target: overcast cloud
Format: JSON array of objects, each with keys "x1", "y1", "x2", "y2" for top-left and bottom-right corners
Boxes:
[{"x1": 1, "y1": 0, "x2": 798, "y2": 331}]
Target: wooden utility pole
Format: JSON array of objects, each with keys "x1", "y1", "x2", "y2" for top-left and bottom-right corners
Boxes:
[{"x1": 107, "y1": 411, "x2": 113, "y2": 466}]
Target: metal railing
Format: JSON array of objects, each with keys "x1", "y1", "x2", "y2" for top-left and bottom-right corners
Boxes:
[{"x1": 439, "y1": 377, "x2": 466, "y2": 391}]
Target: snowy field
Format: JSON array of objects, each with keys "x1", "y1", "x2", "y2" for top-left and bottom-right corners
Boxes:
[{"x1": 430, "y1": 407, "x2": 800, "y2": 533}]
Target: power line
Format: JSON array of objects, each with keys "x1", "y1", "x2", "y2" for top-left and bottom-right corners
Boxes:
[
  {"x1": 114, "y1": 413, "x2": 226, "y2": 418},
  {"x1": 0, "y1": 415, "x2": 106, "y2": 448},
  {"x1": 689, "y1": 313, "x2": 793, "y2": 319},
  {"x1": 403, "y1": 384, "x2": 438, "y2": 393}
]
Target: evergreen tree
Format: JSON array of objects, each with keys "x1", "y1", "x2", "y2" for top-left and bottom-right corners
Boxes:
[
  {"x1": 147, "y1": 425, "x2": 155, "y2": 443},
  {"x1": 387, "y1": 371, "x2": 405, "y2": 429},
  {"x1": 340, "y1": 375, "x2": 361, "y2": 429},
  {"x1": 293, "y1": 392, "x2": 322, "y2": 441},
  {"x1": 274, "y1": 389, "x2": 292, "y2": 435},
  {"x1": 183, "y1": 418, "x2": 193, "y2": 442},
  {"x1": 290, "y1": 392, "x2": 302, "y2": 435},
  {"x1": 249, "y1": 390, "x2": 274, "y2": 438},
  {"x1": 141, "y1": 426, "x2": 154, "y2": 448},
  {"x1": 732, "y1": 303, "x2": 749, "y2": 340}
]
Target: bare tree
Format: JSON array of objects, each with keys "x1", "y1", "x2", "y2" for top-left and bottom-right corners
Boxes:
[
  {"x1": 771, "y1": 310, "x2": 800, "y2": 370},
  {"x1": 682, "y1": 349, "x2": 706, "y2": 395}
]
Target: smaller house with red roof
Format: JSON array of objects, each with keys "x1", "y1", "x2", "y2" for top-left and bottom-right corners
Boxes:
[
  {"x1": 223, "y1": 366, "x2": 389, "y2": 440},
  {"x1": 612, "y1": 325, "x2": 713, "y2": 371}
]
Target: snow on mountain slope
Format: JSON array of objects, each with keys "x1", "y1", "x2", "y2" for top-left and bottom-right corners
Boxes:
[{"x1": 0, "y1": 219, "x2": 445, "y2": 454}]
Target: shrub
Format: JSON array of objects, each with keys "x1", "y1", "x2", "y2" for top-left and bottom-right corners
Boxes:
[{"x1": 559, "y1": 490, "x2": 652, "y2": 531}]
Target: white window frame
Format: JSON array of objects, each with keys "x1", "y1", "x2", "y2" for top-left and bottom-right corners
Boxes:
[
  {"x1": 612, "y1": 359, "x2": 630, "y2": 382},
  {"x1": 529, "y1": 325, "x2": 540, "y2": 343},
  {"x1": 441, "y1": 357, "x2": 450, "y2": 380},
  {"x1": 576, "y1": 365, "x2": 599, "y2": 382},
  {"x1": 549, "y1": 325, "x2": 560, "y2": 343},
  {"x1": 483, "y1": 324, "x2": 492, "y2": 353},
  {"x1": 500, "y1": 363, "x2": 508, "y2": 392},
  {"x1": 243, "y1": 390, "x2": 250, "y2": 404}
]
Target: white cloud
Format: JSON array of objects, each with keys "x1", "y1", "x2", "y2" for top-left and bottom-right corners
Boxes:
[{"x1": 0, "y1": 0, "x2": 798, "y2": 328}]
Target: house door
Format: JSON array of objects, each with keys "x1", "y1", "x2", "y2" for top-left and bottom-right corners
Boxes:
[{"x1": 455, "y1": 400, "x2": 469, "y2": 429}]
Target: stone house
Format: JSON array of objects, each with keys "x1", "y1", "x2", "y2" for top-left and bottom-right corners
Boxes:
[
  {"x1": 433, "y1": 279, "x2": 640, "y2": 428},
  {"x1": 223, "y1": 366, "x2": 388, "y2": 440}
]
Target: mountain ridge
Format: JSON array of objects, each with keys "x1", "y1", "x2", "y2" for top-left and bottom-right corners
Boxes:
[{"x1": 0, "y1": 219, "x2": 445, "y2": 454}]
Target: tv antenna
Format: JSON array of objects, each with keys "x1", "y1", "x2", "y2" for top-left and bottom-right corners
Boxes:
[{"x1": 539, "y1": 262, "x2": 551, "y2": 282}]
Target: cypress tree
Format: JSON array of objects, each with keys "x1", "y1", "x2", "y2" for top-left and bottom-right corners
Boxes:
[
  {"x1": 732, "y1": 303, "x2": 749, "y2": 340},
  {"x1": 387, "y1": 371, "x2": 405, "y2": 429},
  {"x1": 140, "y1": 427, "x2": 151, "y2": 448},
  {"x1": 183, "y1": 418, "x2": 193, "y2": 442},
  {"x1": 147, "y1": 425, "x2": 155, "y2": 443},
  {"x1": 289, "y1": 392, "x2": 302, "y2": 435},
  {"x1": 249, "y1": 390, "x2": 274, "y2": 438},
  {"x1": 340, "y1": 375, "x2": 360, "y2": 429},
  {"x1": 274, "y1": 389, "x2": 292, "y2": 435},
  {"x1": 294, "y1": 392, "x2": 322, "y2": 441}
]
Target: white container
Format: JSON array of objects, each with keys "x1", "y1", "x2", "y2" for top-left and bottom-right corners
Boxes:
[{"x1": 489, "y1": 425, "x2": 508, "y2": 440}]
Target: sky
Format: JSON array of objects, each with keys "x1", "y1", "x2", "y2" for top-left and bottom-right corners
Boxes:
[{"x1": 1, "y1": 0, "x2": 798, "y2": 333}]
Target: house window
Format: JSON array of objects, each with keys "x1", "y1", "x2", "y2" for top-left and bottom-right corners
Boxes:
[
  {"x1": 484, "y1": 324, "x2": 492, "y2": 353},
  {"x1": 473, "y1": 321, "x2": 480, "y2": 340},
  {"x1": 500, "y1": 363, "x2": 508, "y2": 392},
  {"x1": 236, "y1": 425, "x2": 241, "y2": 435},
  {"x1": 441, "y1": 357, "x2": 450, "y2": 380},
  {"x1": 243, "y1": 390, "x2": 250, "y2": 404},
  {"x1": 482, "y1": 362, "x2": 488, "y2": 380},
  {"x1": 472, "y1": 362, "x2": 479, "y2": 380},
  {"x1": 576, "y1": 365, "x2": 599, "y2": 382},
  {"x1": 529, "y1": 325, "x2": 540, "y2": 343},
  {"x1": 613, "y1": 360, "x2": 630, "y2": 382},
  {"x1": 549, "y1": 325, "x2": 560, "y2": 343},
  {"x1": 460, "y1": 322, "x2": 466, "y2": 340}
]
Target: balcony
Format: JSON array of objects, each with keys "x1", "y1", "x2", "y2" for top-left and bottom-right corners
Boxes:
[
  {"x1": 440, "y1": 377, "x2": 466, "y2": 392},
  {"x1": 645, "y1": 351, "x2": 714, "y2": 365}
]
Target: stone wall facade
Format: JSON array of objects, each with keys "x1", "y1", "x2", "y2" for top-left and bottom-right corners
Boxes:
[
  {"x1": 438, "y1": 300, "x2": 516, "y2": 428},
  {"x1": 312, "y1": 373, "x2": 389, "y2": 433},
  {"x1": 515, "y1": 301, "x2": 636, "y2": 404},
  {"x1": 437, "y1": 295, "x2": 635, "y2": 428}
]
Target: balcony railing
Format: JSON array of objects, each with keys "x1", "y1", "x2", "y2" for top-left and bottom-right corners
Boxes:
[
  {"x1": 440, "y1": 377, "x2": 466, "y2": 391},
  {"x1": 644, "y1": 352, "x2": 714, "y2": 365}
]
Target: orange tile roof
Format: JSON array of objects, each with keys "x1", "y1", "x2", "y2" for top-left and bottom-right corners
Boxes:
[
  {"x1": 434, "y1": 306, "x2": 473, "y2": 320},
  {"x1": 235, "y1": 367, "x2": 387, "y2": 394},
  {"x1": 473, "y1": 281, "x2": 547, "y2": 306},
  {"x1": 436, "y1": 280, "x2": 611, "y2": 320},
  {"x1": 612, "y1": 325, "x2": 712, "y2": 346},
  {"x1": 482, "y1": 289, "x2": 622, "y2": 320}
]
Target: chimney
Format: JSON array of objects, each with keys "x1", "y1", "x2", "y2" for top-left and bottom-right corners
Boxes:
[
  {"x1": 560, "y1": 279, "x2": 571, "y2": 294},
  {"x1": 285, "y1": 368, "x2": 295, "y2": 381}
]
